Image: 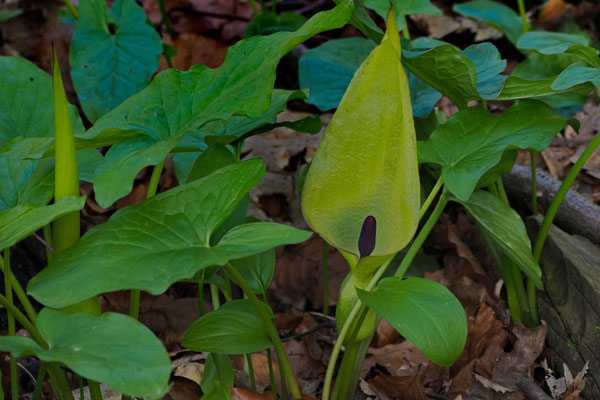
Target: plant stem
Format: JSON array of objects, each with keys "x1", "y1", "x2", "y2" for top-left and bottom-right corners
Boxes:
[
  {"x1": 88, "y1": 380, "x2": 103, "y2": 400},
  {"x1": 530, "y1": 150, "x2": 538, "y2": 213},
  {"x1": 47, "y1": 365, "x2": 74, "y2": 400},
  {"x1": 400, "y1": 13, "x2": 410, "y2": 39},
  {"x1": 130, "y1": 161, "x2": 164, "y2": 320},
  {"x1": 267, "y1": 349, "x2": 277, "y2": 400},
  {"x1": 3, "y1": 249, "x2": 18, "y2": 400},
  {"x1": 509, "y1": 260, "x2": 530, "y2": 322},
  {"x1": 43, "y1": 224, "x2": 53, "y2": 263},
  {"x1": 259, "y1": 0, "x2": 267, "y2": 13},
  {"x1": 529, "y1": 130, "x2": 600, "y2": 324},
  {"x1": 395, "y1": 192, "x2": 450, "y2": 278},
  {"x1": 246, "y1": 354, "x2": 256, "y2": 391},
  {"x1": 198, "y1": 281, "x2": 205, "y2": 316},
  {"x1": 0, "y1": 255, "x2": 37, "y2": 323},
  {"x1": 272, "y1": 0, "x2": 277, "y2": 13},
  {"x1": 419, "y1": 176, "x2": 443, "y2": 220},
  {"x1": 279, "y1": 363, "x2": 288, "y2": 400},
  {"x1": 224, "y1": 263, "x2": 301, "y2": 398},
  {"x1": 63, "y1": 0, "x2": 79, "y2": 20},
  {"x1": 210, "y1": 284, "x2": 221, "y2": 310},
  {"x1": 322, "y1": 239, "x2": 329, "y2": 315},
  {"x1": 158, "y1": 0, "x2": 176, "y2": 39},
  {"x1": 33, "y1": 363, "x2": 47, "y2": 400},
  {"x1": 248, "y1": 0, "x2": 259, "y2": 15},
  {"x1": 517, "y1": 0, "x2": 529, "y2": 32}
]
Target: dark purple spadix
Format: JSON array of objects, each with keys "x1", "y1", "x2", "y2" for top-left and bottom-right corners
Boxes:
[{"x1": 358, "y1": 215, "x2": 376, "y2": 258}]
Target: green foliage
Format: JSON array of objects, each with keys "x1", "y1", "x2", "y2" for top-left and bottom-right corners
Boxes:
[
  {"x1": 69, "y1": 0, "x2": 163, "y2": 122},
  {"x1": 0, "y1": 308, "x2": 170, "y2": 397},
  {"x1": 358, "y1": 277, "x2": 467, "y2": 366},
  {"x1": 245, "y1": 12, "x2": 307, "y2": 37},
  {"x1": 0, "y1": 8, "x2": 22, "y2": 22},
  {"x1": 79, "y1": 1, "x2": 353, "y2": 208},
  {"x1": 183, "y1": 299, "x2": 273, "y2": 353},
  {"x1": 418, "y1": 100, "x2": 576, "y2": 201},
  {"x1": 28, "y1": 160, "x2": 312, "y2": 308},
  {"x1": 365, "y1": 0, "x2": 441, "y2": 30},
  {"x1": 452, "y1": 190, "x2": 543, "y2": 289}
]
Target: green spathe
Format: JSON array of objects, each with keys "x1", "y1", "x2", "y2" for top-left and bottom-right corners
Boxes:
[{"x1": 301, "y1": 12, "x2": 419, "y2": 259}]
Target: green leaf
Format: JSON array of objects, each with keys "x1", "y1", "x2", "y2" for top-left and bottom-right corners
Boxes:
[
  {"x1": 28, "y1": 160, "x2": 312, "y2": 308},
  {"x1": 462, "y1": 42, "x2": 507, "y2": 99},
  {"x1": 245, "y1": 12, "x2": 307, "y2": 37},
  {"x1": 453, "y1": 0, "x2": 524, "y2": 46},
  {"x1": 0, "y1": 56, "x2": 84, "y2": 210},
  {"x1": 201, "y1": 354, "x2": 234, "y2": 397},
  {"x1": 299, "y1": 38, "x2": 377, "y2": 111},
  {"x1": 516, "y1": 31, "x2": 600, "y2": 68},
  {"x1": 418, "y1": 100, "x2": 574, "y2": 201},
  {"x1": 551, "y1": 63, "x2": 600, "y2": 90},
  {"x1": 333, "y1": 0, "x2": 383, "y2": 43},
  {"x1": 183, "y1": 299, "x2": 272, "y2": 354},
  {"x1": 299, "y1": 37, "x2": 441, "y2": 116},
  {"x1": 229, "y1": 249, "x2": 275, "y2": 294},
  {"x1": 452, "y1": 190, "x2": 542, "y2": 288},
  {"x1": 0, "y1": 308, "x2": 170, "y2": 397},
  {"x1": 69, "y1": 0, "x2": 163, "y2": 122},
  {"x1": 187, "y1": 144, "x2": 237, "y2": 184},
  {"x1": 365, "y1": 0, "x2": 441, "y2": 30},
  {"x1": 0, "y1": 196, "x2": 85, "y2": 251},
  {"x1": 79, "y1": 2, "x2": 352, "y2": 208},
  {"x1": 358, "y1": 277, "x2": 467, "y2": 366}
]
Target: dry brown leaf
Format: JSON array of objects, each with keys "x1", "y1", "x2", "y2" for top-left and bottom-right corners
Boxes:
[
  {"x1": 161, "y1": 33, "x2": 228, "y2": 70},
  {"x1": 229, "y1": 388, "x2": 274, "y2": 400},
  {"x1": 368, "y1": 341, "x2": 428, "y2": 375},
  {"x1": 374, "y1": 319, "x2": 401, "y2": 348},
  {"x1": 369, "y1": 373, "x2": 427, "y2": 400}
]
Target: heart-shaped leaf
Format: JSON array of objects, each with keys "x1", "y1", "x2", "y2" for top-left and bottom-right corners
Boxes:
[
  {"x1": 453, "y1": 0, "x2": 524, "y2": 46},
  {"x1": 77, "y1": 1, "x2": 353, "y2": 208},
  {"x1": 365, "y1": 0, "x2": 441, "y2": 30},
  {"x1": 28, "y1": 159, "x2": 312, "y2": 308},
  {"x1": 69, "y1": 0, "x2": 162, "y2": 122},
  {"x1": 0, "y1": 196, "x2": 85, "y2": 251},
  {"x1": 229, "y1": 249, "x2": 275, "y2": 294},
  {"x1": 552, "y1": 63, "x2": 600, "y2": 90},
  {"x1": 451, "y1": 190, "x2": 542, "y2": 288},
  {"x1": 358, "y1": 277, "x2": 467, "y2": 366},
  {"x1": 418, "y1": 100, "x2": 575, "y2": 201},
  {"x1": 0, "y1": 308, "x2": 170, "y2": 397},
  {"x1": 183, "y1": 300, "x2": 272, "y2": 354}
]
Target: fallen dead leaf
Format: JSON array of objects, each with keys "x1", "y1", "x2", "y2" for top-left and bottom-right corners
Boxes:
[{"x1": 369, "y1": 372, "x2": 427, "y2": 400}]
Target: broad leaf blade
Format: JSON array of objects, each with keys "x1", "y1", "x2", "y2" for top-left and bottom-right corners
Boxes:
[
  {"x1": 69, "y1": 0, "x2": 163, "y2": 122},
  {"x1": 0, "y1": 196, "x2": 85, "y2": 250},
  {"x1": 28, "y1": 160, "x2": 312, "y2": 308},
  {"x1": 80, "y1": 1, "x2": 354, "y2": 208},
  {"x1": 418, "y1": 100, "x2": 574, "y2": 200},
  {"x1": 229, "y1": 249, "x2": 275, "y2": 294},
  {"x1": 0, "y1": 309, "x2": 170, "y2": 397},
  {"x1": 452, "y1": 190, "x2": 542, "y2": 288},
  {"x1": 358, "y1": 277, "x2": 467, "y2": 366},
  {"x1": 183, "y1": 299, "x2": 272, "y2": 354},
  {"x1": 516, "y1": 31, "x2": 599, "y2": 68}
]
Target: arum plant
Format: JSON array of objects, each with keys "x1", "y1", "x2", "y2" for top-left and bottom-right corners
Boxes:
[{"x1": 302, "y1": 10, "x2": 467, "y2": 400}]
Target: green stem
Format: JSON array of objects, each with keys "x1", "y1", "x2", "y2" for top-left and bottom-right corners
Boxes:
[
  {"x1": 400, "y1": 14, "x2": 410, "y2": 39},
  {"x1": 271, "y1": 0, "x2": 277, "y2": 13},
  {"x1": 47, "y1": 365, "x2": 74, "y2": 400},
  {"x1": 198, "y1": 281, "x2": 205, "y2": 316},
  {"x1": 43, "y1": 224, "x2": 53, "y2": 263},
  {"x1": 129, "y1": 161, "x2": 164, "y2": 320},
  {"x1": 88, "y1": 380, "x2": 103, "y2": 400},
  {"x1": 78, "y1": 376, "x2": 85, "y2": 400},
  {"x1": 63, "y1": 0, "x2": 79, "y2": 20},
  {"x1": 267, "y1": 349, "x2": 277, "y2": 400},
  {"x1": 395, "y1": 192, "x2": 449, "y2": 278},
  {"x1": 0, "y1": 255, "x2": 36, "y2": 323},
  {"x1": 330, "y1": 341, "x2": 359, "y2": 400},
  {"x1": 530, "y1": 150, "x2": 538, "y2": 213},
  {"x1": 210, "y1": 284, "x2": 220, "y2": 310},
  {"x1": 419, "y1": 176, "x2": 443, "y2": 220},
  {"x1": 224, "y1": 263, "x2": 301, "y2": 398},
  {"x1": 4, "y1": 249, "x2": 17, "y2": 400},
  {"x1": 529, "y1": 130, "x2": 600, "y2": 325},
  {"x1": 0, "y1": 293, "x2": 44, "y2": 347},
  {"x1": 517, "y1": 0, "x2": 529, "y2": 32},
  {"x1": 322, "y1": 239, "x2": 329, "y2": 315},
  {"x1": 245, "y1": 354, "x2": 256, "y2": 391},
  {"x1": 258, "y1": 0, "x2": 267, "y2": 13},
  {"x1": 509, "y1": 261, "x2": 530, "y2": 323},
  {"x1": 157, "y1": 0, "x2": 176, "y2": 39},
  {"x1": 33, "y1": 363, "x2": 47, "y2": 400},
  {"x1": 279, "y1": 362, "x2": 288, "y2": 400}
]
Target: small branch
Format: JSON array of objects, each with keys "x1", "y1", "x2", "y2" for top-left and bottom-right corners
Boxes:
[
  {"x1": 34, "y1": 233, "x2": 54, "y2": 254},
  {"x1": 516, "y1": 377, "x2": 552, "y2": 400}
]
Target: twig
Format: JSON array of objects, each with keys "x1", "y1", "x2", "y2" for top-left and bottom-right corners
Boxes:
[
  {"x1": 33, "y1": 233, "x2": 54, "y2": 254},
  {"x1": 516, "y1": 377, "x2": 552, "y2": 400},
  {"x1": 281, "y1": 322, "x2": 335, "y2": 342}
]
